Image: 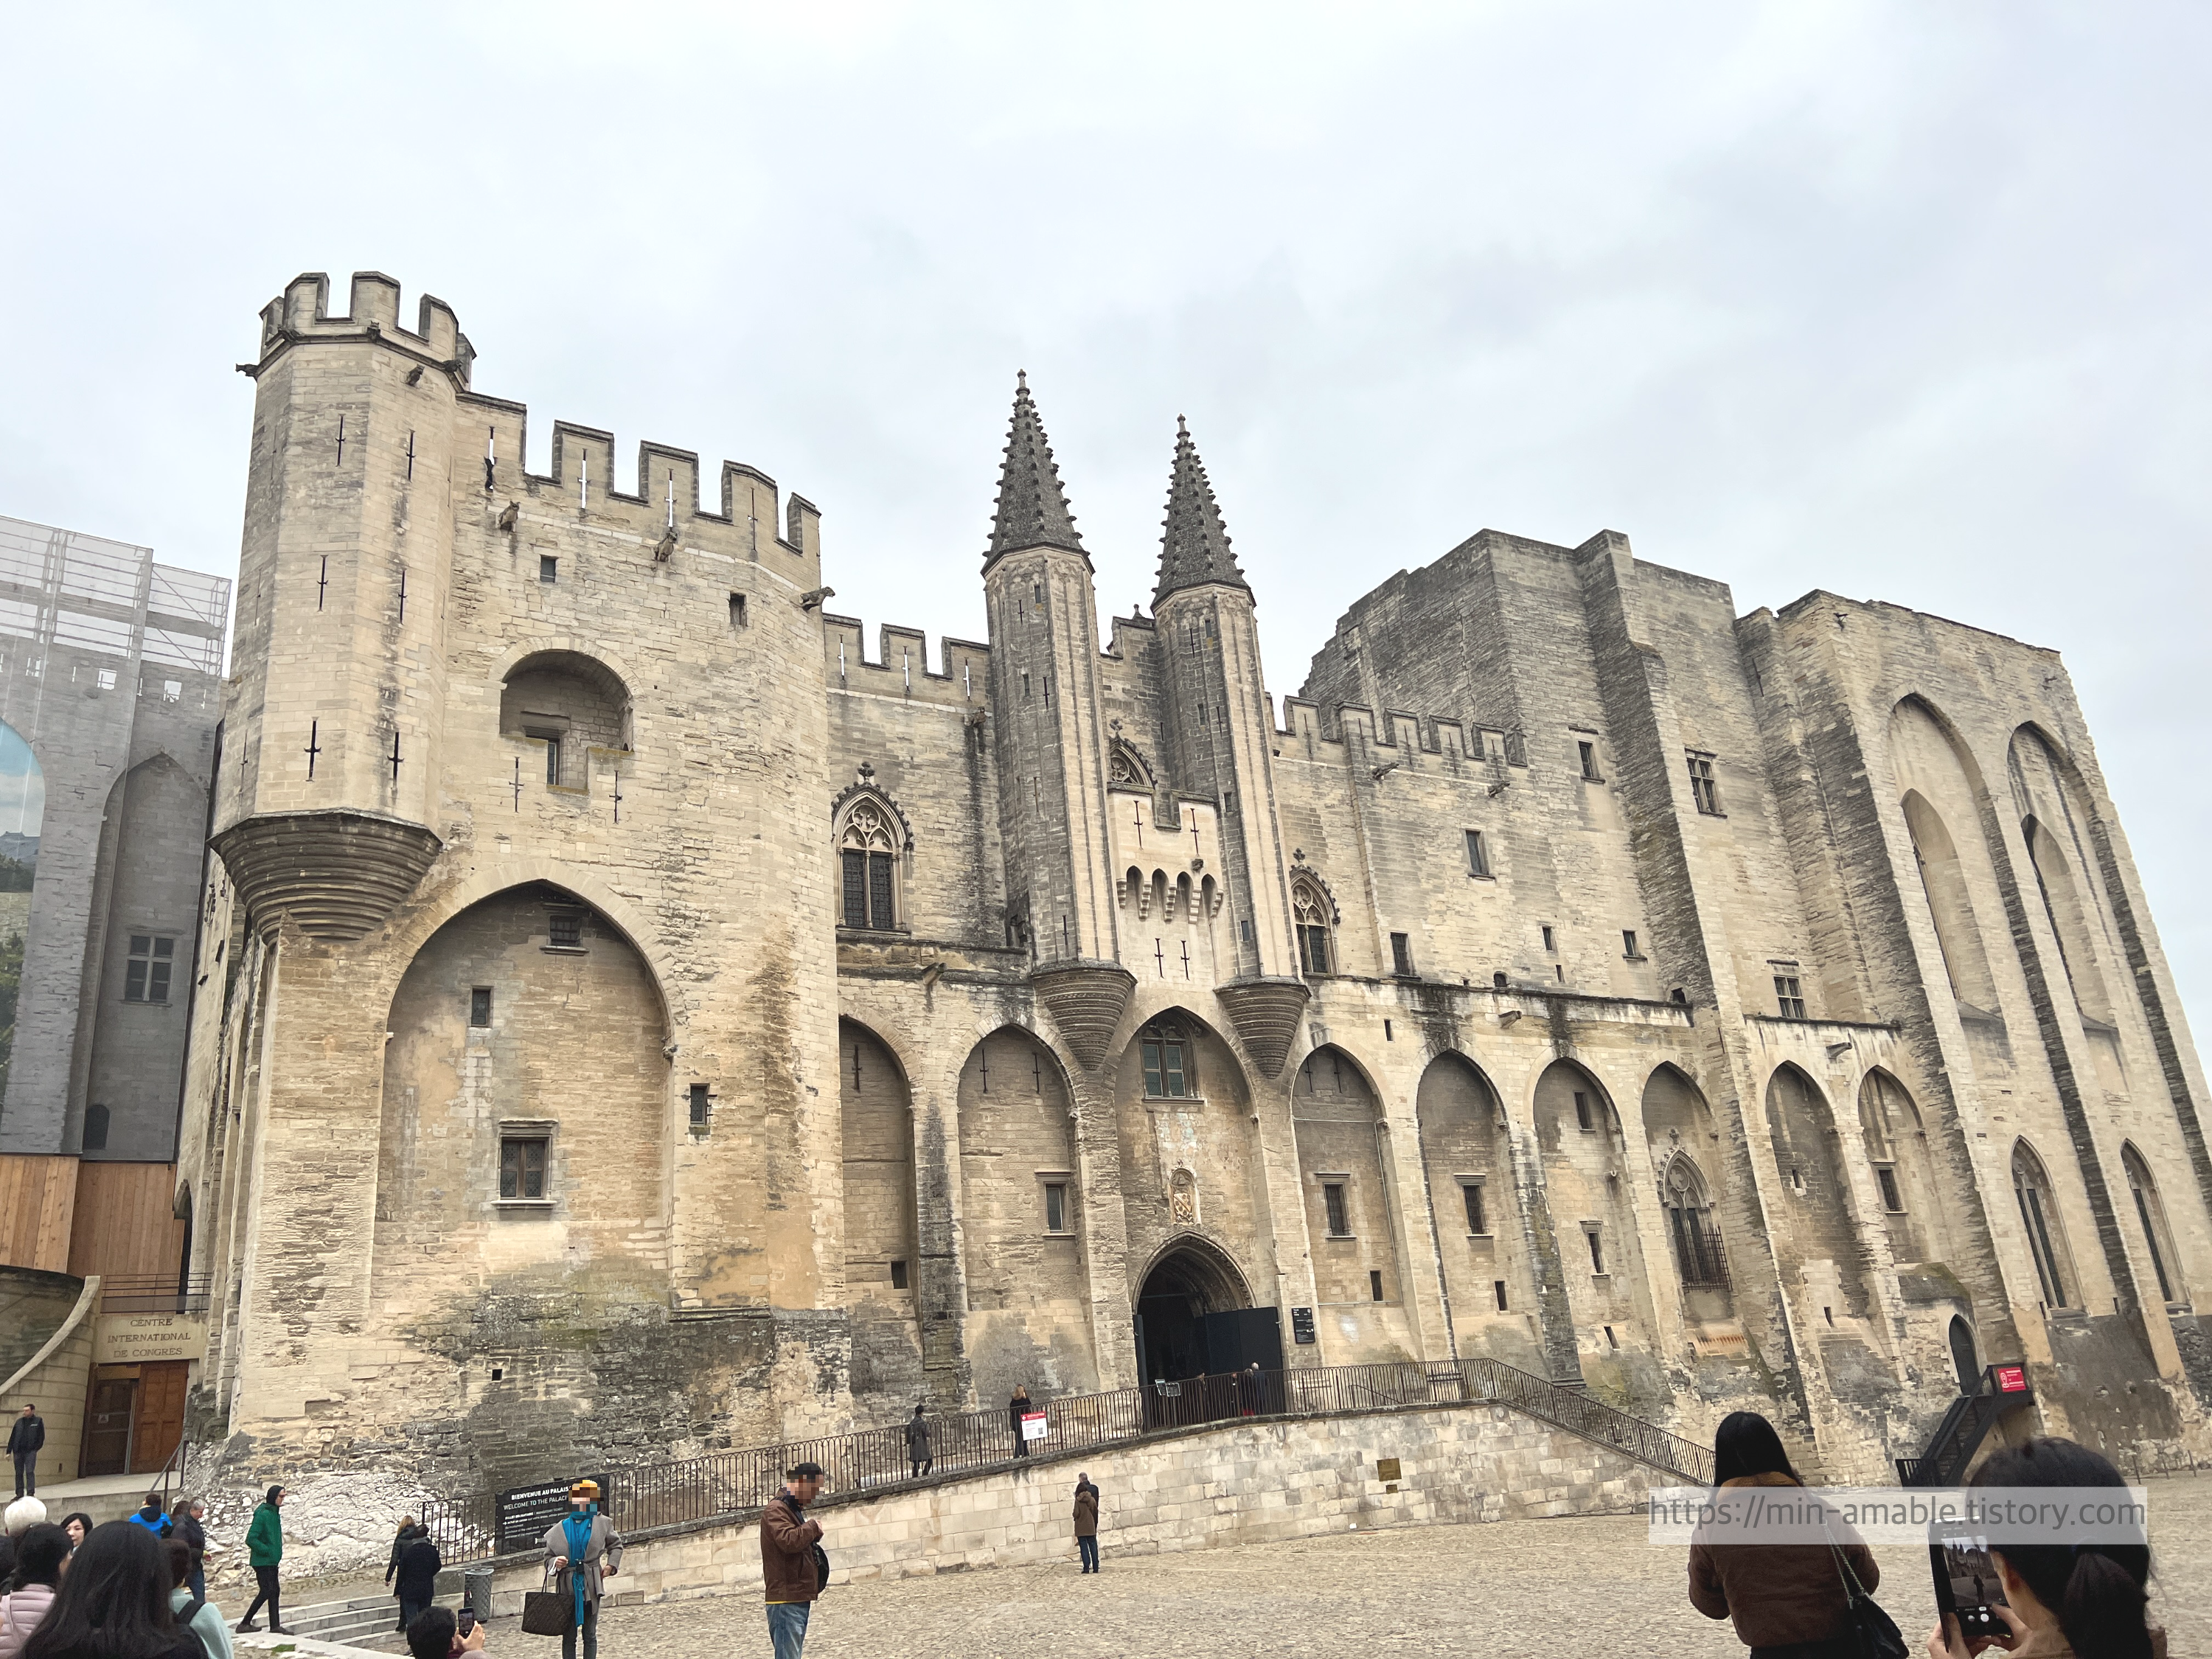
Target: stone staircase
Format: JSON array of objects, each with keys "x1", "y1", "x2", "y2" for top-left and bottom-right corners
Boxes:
[{"x1": 267, "y1": 1593, "x2": 407, "y2": 1652}]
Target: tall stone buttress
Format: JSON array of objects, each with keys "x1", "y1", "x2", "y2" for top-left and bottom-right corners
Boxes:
[{"x1": 1152, "y1": 419, "x2": 1307, "y2": 1076}]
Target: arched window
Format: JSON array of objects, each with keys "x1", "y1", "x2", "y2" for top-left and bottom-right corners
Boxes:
[
  {"x1": 1663, "y1": 1155, "x2": 1728, "y2": 1287},
  {"x1": 1293, "y1": 880, "x2": 1333, "y2": 977},
  {"x1": 2121, "y1": 1144, "x2": 2183, "y2": 1307},
  {"x1": 1141, "y1": 1021, "x2": 1194, "y2": 1099},
  {"x1": 838, "y1": 801, "x2": 899, "y2": 931},
  {"x1": 2011, "y1": 1141, "x2": 2076, "y2": 1309}
]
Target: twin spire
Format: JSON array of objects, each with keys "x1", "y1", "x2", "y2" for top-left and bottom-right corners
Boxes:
[{"x1": 984, "y1": 375, "x2": 1251, "y2": 604}]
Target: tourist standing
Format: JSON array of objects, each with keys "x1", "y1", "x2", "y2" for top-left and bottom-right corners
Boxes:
[
  {"x1": 235, "y1": 1485, "x2": 288, "y2": 1635},
  {"x1": 4, "y1": 1410, "x2": 39, "y2": 1500},
  {"x1": 1072, "y1": 1475, "x2": 1099, "y2": 1573},
  {"x1": 394, "y1": 1522, "x2": 442, "y2": 1634},
  {"x1": 543, "y1": 1478, "x2": 622, "y2": 1659},
  {"x1": 1009, "y1": 1385, "x2": 1033, "y2": 1458},
  {"x1": 387, "y1": 1516, "x2": 431, "y2": 1630},
  {"x1": 904, "y1": 1405, "x2": 933, "y2": 1479},
  {"x1": 171, "y1": 1500, "x2": 207, "y2": 1604},
  {"x1": 15, "y1": 1520, "x2": 202, "y2": 1659},
  {"x1": 1927, "y1": 1436, "x2": 2160, "y2": 1659},
  {"x1": 1687, "y1": 1412, "x2": 1877, "y2": 1657},
  {"x1": 55, "y1": 1514, "x2": 91, "y2": 1555},
  {"x1": 164, "y1": 1537, "x2": 232, "y2": 1659},
  {"x1": 0, "y1": 1523, "x2": 66, "y2": 1659},
  {"x1": 759, "y1": 1462, "x2": 827, "y2": 1659}
]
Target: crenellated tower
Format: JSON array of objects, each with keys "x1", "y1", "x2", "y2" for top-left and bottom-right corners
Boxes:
[
  {"x1": 1151, "y1": 418, "x2": 1307, "y2": 1074},
  {"x1": 213, "y1": 271, "x2": 463, "y2": 937},
  {"x1": 982, "y1": 375, "x2": 1133, "y2": 1066}
]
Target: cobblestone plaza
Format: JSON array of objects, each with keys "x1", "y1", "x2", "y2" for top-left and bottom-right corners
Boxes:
[{"x1": 565, "y1": 1475, "x2": 2212, "y2": 1659}]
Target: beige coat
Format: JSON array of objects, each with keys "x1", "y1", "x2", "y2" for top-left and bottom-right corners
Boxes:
[{"x1": 542, "y1": 1512, "x2": 624, "y2": 1608}]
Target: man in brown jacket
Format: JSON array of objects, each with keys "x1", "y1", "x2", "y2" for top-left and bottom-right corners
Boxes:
[
  {"x1": 762, "y1": 1462, "x2": 827, "y2": 1659},
  {"x1": 1073, "y1": 1474, "x2": 1100, "y2": 1574}
]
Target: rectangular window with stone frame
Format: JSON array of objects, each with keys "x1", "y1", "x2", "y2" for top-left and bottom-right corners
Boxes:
[
  {"x1": 499, "y1": 1134, "x2": 548, "y2": 1201},
  {"x1": 123, "y1": 935, "x2": 174, "y2": 1004}
]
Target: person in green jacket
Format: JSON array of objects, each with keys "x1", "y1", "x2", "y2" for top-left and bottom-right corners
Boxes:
[{"x1": 236, "y1": 1485, "x2": 289, "y2": 1635}]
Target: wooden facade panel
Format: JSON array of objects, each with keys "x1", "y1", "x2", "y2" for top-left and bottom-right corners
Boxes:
[
  {"x1": 66, "y1": 1161, "x2": 185, "y2": 1283},
  {"x1": 0, "y1": 1155, "x2": 77, "y2": 1272}
]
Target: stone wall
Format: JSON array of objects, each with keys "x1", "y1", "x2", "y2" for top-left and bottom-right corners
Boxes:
[{"x1": 497, "y1": 1403, "x2": 1658, "y2": 1608}]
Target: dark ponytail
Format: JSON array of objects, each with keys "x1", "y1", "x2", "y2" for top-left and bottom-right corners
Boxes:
[{"x1": 1970, "y1": 1438, "x2": 2153, "y2": 1659}]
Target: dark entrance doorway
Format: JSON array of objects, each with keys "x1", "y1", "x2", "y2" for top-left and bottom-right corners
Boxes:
[
  {"x1": 1949, "y1": 1316, "x2": 1981, "y2": 1394},
  {"x1": 1133, "y1": 1241, "x2": 1282, "y2": 1382}
]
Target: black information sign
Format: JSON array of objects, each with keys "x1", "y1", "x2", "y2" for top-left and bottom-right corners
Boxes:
[
  {"x1": 1290, "y1": 1307, "x2": 1317, "y2": 1345},
  {"x1": 495, "y1": 1472, "x2": 611, "y2": 1554}
]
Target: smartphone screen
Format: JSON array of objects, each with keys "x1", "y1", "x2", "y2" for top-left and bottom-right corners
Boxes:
[
  {"x1": 1932, "y1": 1534, "x2": 2008, "y2": 1639},
  {"x1": 457, "y1": 1609, "x2": 477, "y2": 1635}
]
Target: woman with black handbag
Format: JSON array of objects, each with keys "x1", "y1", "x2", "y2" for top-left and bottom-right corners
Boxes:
[
  {"x1": 538, "y1": 1481, "x2": 622, "y2": 1659},
  {"x1": 1689, "y1": 1412, "x2": 1901, "y2": 1658}
]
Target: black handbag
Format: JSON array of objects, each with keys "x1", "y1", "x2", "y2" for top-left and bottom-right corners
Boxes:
[
  {"x1": 521, "y1": 1566, "x2": 575, "y2": 1638},
  {"x1": 1824, "y1": 1519, "x2": 1908, "y2": 1659}
]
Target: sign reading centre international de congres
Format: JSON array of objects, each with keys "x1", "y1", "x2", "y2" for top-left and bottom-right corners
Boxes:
[{"x1": 93, "y1": 1315, "x2": 207, "y2": 1366}]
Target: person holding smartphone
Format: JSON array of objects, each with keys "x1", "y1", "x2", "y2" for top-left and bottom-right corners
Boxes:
[
  {"x1": 406, "y1": 1607, "x2": 487, "y2": 1658},
  {"x1": 1924, "y1": 1437, "x2": 2159, "y2": 1659}
]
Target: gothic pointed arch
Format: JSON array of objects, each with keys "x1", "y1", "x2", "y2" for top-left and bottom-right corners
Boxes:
[
  {"x1": 2119, "y1": 1142, "x2": 2185, "y2": 1308},
  {"x1": 2011, "y1": 1138, "x2": 2079, "y2": 1311},
  {"x1": 1107, "y1": 738, "x2": 1155, "y2": 792},
  {"x1": 1763, "y1": 1062, "x2": 1872, "y2": 1316}
]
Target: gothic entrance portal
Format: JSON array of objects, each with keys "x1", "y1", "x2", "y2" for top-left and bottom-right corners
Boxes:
[{"x1": 1133, "y1": 1239, "x2": 1281, "y2": 1384}]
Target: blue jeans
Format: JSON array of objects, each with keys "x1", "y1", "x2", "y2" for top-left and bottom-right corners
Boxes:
[
  {"x1": 767, "y1": 1601, "x2": 811, "y2": 1659},
  {"x1": 1078, "y1": 1536, "x2": 1099, "y2": 1571}
]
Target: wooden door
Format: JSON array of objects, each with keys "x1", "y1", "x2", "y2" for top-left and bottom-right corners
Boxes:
[
  {"x1": 82, "y1": 1376, "x2": 136, "y2": 1477},
  {"x1": 130, "y1": 1361, "x2": 188, "y2": 1474}
]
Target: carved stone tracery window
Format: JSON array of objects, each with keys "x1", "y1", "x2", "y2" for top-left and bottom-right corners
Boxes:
[
  {"x1": 1293, "y1": 878, "x2": 1334, "y2": 977},
  {"x1": 840, "y1": 801, "x2": 898, "y2": 930}
]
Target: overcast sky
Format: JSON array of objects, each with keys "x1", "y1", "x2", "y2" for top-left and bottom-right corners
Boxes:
[{"x1": 3, "y1": 2, "x2": 2205, "y2": 1029}]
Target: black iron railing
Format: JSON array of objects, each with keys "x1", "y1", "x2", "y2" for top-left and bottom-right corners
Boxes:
[
  {"x1": 100, "y1": 1275, "x2": 211, "y2": 1316},
  {"x1": 410, "y1": 1355, "x2": 1708, "y2": 1565}
]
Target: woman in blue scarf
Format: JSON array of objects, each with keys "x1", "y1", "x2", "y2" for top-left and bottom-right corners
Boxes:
[{"x1": 542, "y1": 1481, "x2": 623, "y2": 1659}]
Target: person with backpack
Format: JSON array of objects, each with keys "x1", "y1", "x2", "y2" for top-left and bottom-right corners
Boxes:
[
  {"x1": 542, "y1": 1478, "x2": 622, "y2": 1659},
  {"x1": 6, "y1": 1409, "x2": 41, "y2": 1500},
  {"x1": 16, "y1": 1520, "x2": 202, "y2": 1659},
  {"x1": 125, "y1": 1495, "x2": 173, "y2": 1542},
  {"x1": 1926, "y1": 1436, "x2": 2163, "y2": 1659},
  {"x1": 0, "y1": 1523, "x2": 66, "y2": 1659},
  {"x1": 234, "y1": 1486, "x2": 288, "y2": 1635},
  {"x1": 904, "y1": 1405, "x2": 933, "y2": 1478},
  {"x1": 164, "y1": 1538, "x2": 230, "y2": 1659},
  {"x1": 1688, "y1": 1411, "x2": 1879, "y2": 1657},
  {"x1": 760, "y1": 1462, "x2": 827, "y2": 1659}
]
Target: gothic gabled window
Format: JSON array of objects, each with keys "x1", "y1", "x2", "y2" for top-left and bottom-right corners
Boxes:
[
  {"x1": 839, "y1": 801, "x2": 900, "y2": 931},
  {"x1": 2011, "y1": 1141, "x2": 2076, "y2": 1309},
  {"x1": 1293, "y1": 880, "x2": 1333, "y2": 978},
  {"x1": 1663, "y1": 1155, "x2": 1728, "y2": 1289},
  {"x1": 1141, "y1": 1021, "x2": 1193, "y2": 1099}
]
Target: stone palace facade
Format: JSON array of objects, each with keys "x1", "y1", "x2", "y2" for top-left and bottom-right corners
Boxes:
[{"x1": 178, "y1": 271, "x2": 2212, "y2": 1500}]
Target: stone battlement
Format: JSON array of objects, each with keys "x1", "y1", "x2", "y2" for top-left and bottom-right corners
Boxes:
[{"x1": 822, "y1": 611, "x2": 992, "y2": 709}]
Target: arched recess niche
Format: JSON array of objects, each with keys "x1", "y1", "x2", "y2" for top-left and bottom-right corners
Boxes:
[
  {"x1": 1888, "y1": 698, "x2": 2005, "y2": 1022},
  {"x1": 956, "y1": 1025, "x2": 1098, "y2": 1397},
  {"x1": 1292, "y1": 1046, "x2": 1408, "y2": 1320},
  {"x1": 501, "y1": 650, "x2": 633, "y2": 787},
  {"x1": 1764, "y1": 1063, "x2": 1873, "y2": 1321},
  {"x1": 375, "y1": 882, "x2": 671, "y2": 1294},
  {"x1": 1533, "y1": 1059, "x2": 1655, "y2": 1357},
  {"x1": 839, "y1": 1018, "x2": 924, "y2": 1406},
  {"x1": 1111, "y1": 1008, "x2": 1267, "y2": 1319},
  {"x1": 1640, "y1": 1064, "x2": 1738, "y2": 1332},
  {"x1": 1858, "y1": 1069, "x2": 1946, "y2": 1268},
  {"x1": 1416, "y1": 1051, "x2": 1541, "y2": 1367}
]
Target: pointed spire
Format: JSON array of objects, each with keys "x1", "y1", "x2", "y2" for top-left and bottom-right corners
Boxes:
[
  {"x1": 1154, "y1": 415, "x2": 1249, "y2": 605},
  {"x1": 984, "y1": 371, "x2": 1087, "y2": 571}
]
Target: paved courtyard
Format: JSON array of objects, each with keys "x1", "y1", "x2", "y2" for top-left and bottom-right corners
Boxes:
[{"x1": 572, "y1": 1474, "x2": 2212, "y2": 1659}]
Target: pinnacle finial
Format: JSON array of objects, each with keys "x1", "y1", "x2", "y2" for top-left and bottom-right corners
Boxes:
[
  {"x1": 984, "y1": 372, "x2": 1085, "y2": 570},
  {"x1": 1155, "y1": 415, "x2": 1248, "y2": 605}
]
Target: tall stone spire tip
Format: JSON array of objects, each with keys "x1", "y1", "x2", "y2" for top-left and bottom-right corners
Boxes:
[{"x1": 1154, "y1": 415, "x2": 1249, "y2": 605}]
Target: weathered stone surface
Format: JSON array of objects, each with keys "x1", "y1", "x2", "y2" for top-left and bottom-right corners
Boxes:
[{"x1": 178, "y1": 274, "x2": 2212, "y2": 1545}]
